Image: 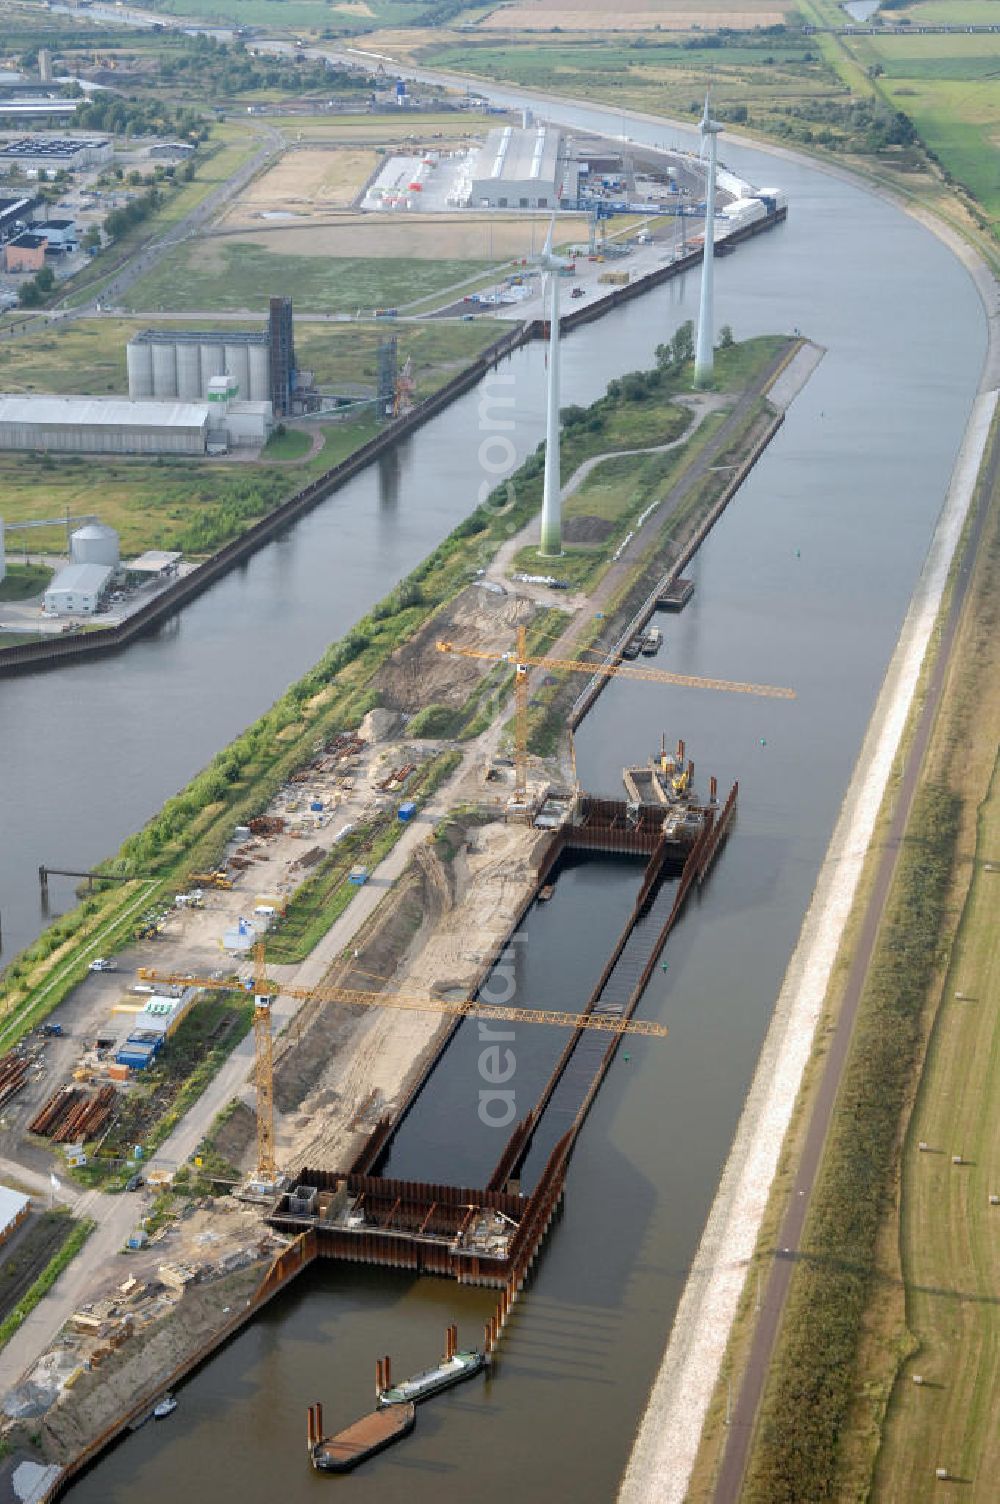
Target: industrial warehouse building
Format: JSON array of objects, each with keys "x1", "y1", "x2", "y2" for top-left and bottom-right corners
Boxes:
[
  {"x1": 4, "y1": 231, "x2": 47, "y2": 272},
  {"x1": 0, "y1": 389, "x2": 271, "y2": 456},
  {"x1": 0, "y1": 134, "x2": 111, "y2": 171},
  {"x1": 469, "y1": 125, "x2": 578, "y2": 210},
  {"x1": 0, "y1": 394, "x2": 210, "y2": 455},
  {"x1": 127, "y1": 296, "x2": 299, "y2": 415},
  {"x1": 0, "y1": 1186, "x2": 30, "y2": 1247},
  {"x1": 0, "y1": 193, "x2": 38, "y2": 242},
  {"x1": 43, "y1": 561, "x2": 113, "y2": 616}
]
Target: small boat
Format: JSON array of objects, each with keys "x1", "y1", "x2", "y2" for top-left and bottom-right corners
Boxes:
[
  {"x1": 641, "y1": 627, "x2": 662, "y2": 656},
  {"x1": 153, "y1": 1395, "x2": 177, "y2": 1419},
  {"x1": 538, "y1": 884, "x2": 555, "y2": 902},
  {"x1": 378, "y1": 1348, "x2": 487, "y2": 1407}
]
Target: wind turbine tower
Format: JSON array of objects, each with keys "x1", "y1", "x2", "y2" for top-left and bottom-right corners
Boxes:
[
  {"x1": 539, "y1": 218, "x2": 571, "y2": 557},
  {"x1": 694, "y1": 95, "x2": 722, "y2": 389}
]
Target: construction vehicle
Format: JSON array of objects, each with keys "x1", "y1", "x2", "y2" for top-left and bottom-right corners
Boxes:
[
  {"x1": 188, "y1": 871, "x2": 233, "y2": 890},
  {"x1": 138, "y1": 942, "x2": 671, "y2": 1187},
  {"x1": 436, "y1": 624, "x2": 794, "y2": 816}
]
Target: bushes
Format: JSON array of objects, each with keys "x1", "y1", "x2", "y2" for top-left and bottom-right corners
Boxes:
[
  {"x1": 407, "y1": 704, "x2": 459, "y2": 739},
  {"x1": 744, "y1": 785, "x2": 961, "y2": 1504}
]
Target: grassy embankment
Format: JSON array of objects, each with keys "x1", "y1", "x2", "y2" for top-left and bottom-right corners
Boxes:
[
  {"x1": 0, "y1": 318, "x2": 502, "y2": 558},
  {"x1": 0, "y1": 564, "x2": 53, "y2": 602},
  {"x1": 0, "y1": 336, "x2": 781, "y2": 1051},
  {"x1": 686, "y1": 412, "x2": 1000, "y2": 1501},
  {"x1": 0, "y1": 1218, "x2": 95, "y2": 1353}
]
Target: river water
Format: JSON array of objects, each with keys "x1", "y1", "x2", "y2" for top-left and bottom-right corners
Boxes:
[{"x1": 0, "y1": 80, "x2": 984, "y2": 1503}]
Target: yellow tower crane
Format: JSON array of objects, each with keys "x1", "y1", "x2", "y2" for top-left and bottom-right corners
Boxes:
[
  {"x1": 137, "y1": 943, "x2": 670, "y2": 1185},
  {"x1": 437, "y1": 624, "x2": 795, "y2": 810}
]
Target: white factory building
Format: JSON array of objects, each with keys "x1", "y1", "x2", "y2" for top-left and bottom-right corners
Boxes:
[
  {"x1": 0, "y1": 394, "x2": 210, "y2": 455},
  {"x1": 469, "y1": 125, "x2": 578, "y2": 210},
  {"x1": 0, "y1": 390, "x2": 272, "y2": 455},
  {"x1": 127, "y1": 328, "x2": 271, "y2": 403},
  {"x1": 43, "y1": 561, "x2": 113, "y2": 615}
]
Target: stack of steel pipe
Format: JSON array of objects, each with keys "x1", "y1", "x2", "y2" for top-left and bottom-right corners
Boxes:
[{"x1": 0, "y1": 1053, "x2": 31, "y2": 1108}]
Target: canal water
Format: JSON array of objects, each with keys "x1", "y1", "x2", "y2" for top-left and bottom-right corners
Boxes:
[{"x1": 0, "y1": 85, "x2": 985, "y2": 1504}]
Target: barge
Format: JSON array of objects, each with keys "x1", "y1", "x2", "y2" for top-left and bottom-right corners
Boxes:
[
  {"x1": 307, "y1": 1400, "x2": 416, "y2": 1473},
  {"x1": 378, "y1": 1328, "x2": 487, "y2": 1407}
]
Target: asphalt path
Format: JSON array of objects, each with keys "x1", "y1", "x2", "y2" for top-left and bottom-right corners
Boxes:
[{"x1": 713, "y1": 390, "x2": 1000, "y2": 1500}]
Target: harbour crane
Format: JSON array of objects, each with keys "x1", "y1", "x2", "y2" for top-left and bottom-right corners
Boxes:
[
  {"x1": 436, "y1": 624, "x2": 795, "y2": 812},
  {"x1": 137, "y1": 943, "x2": 670, "y2": 1185}
]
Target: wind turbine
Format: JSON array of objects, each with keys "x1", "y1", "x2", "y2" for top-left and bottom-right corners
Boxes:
[
  {"x1": 694, "y1": 93, "x2": 722, "y2": 389},
  {"x1": 538, "y1": 216, "x2": 571, "y2": 557}
]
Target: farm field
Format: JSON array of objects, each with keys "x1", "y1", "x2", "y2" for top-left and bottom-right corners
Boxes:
[
  {"x1": 222, "y1": 147, "x2": 381, "y2": 225},
  {"x1": 266, "y1": 112, "x2": 485, "y2": 144},
  {"x1": 142, "y1": 0, "x2": 417, "y2": 32},
  {"x1": 426, "y1": 34, "x2": 849, "y2": 145},
  {"x1": 478, "y1": 0, "x2": 789, "y2": 31},
  {"x1": 210, "y1": 210, "x2": 560, "y2": 259}
]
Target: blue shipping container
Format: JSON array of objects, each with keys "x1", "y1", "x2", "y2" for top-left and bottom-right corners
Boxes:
[{"x1": 397, "y1": 801, "x2": 417, "y2": 822}]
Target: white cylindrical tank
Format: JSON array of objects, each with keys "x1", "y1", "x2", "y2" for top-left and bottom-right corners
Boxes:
[
  {"x1": 151, "y1": 341, "x2": 177, "y2": 398},
  {"x1": 71, "y1": 522, "x2": 120, "y2": 567},
  {"x1": 126, "y1": 340, "x2": 153, "y2": 399},
  {"x1": 176, "y1": 341, "x2": 201, "y2": 400},
  {"x1": 248, "y1": 343, "x2": 269, "y2": 401},
  {"x1": 224, "y1": 343, "x2": 250, "y2": 398},
  {"x1": 200, "y1": 341, "x2": 224, "y2": 389}
]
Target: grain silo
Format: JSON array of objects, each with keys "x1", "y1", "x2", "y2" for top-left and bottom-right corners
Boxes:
[
  {"x1": 71, "y1": 521, "x2": 120, "y2": 568},
  {"x1": 151, "y1": 341, "x2": 177, "y2": 399},
  {"x1": 126, "y1": 339, "x2": 153, "y2": 399},
  {"x1": 248, "y1": 341, "x2": 270, "y2": 402},
  {"x1": 199, "y1": 340, "x2": 225, "y2": 387},
  {"x1": 175, "y1": 340, "x2": 202, "y2": 400},
  {"x1": 224, "y1": 341, "x2": 250, "y2": 398}
]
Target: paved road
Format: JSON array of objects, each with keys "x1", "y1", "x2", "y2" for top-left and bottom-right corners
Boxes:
[{"x1": 713, "y1": 397, "x2": 1000, "y2": 1499}]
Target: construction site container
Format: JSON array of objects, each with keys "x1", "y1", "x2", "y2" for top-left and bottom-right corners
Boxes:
[{"x1": 397, "y1": 801, "x2": 417, "y2": 822}]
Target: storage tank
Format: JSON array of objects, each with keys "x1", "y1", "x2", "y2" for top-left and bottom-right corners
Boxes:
[
  {"x1": 126, "y1": 339, "x2": 153, "y2": 399},
  {"x1": 175, "y1": 341, "x2": 201, "y2": 400},
  {"x1": 199, "y1": 341, "x2": 225, "y2": 390},
  {"x1": 71, "y1": 522, "x2": 120, "y2": 568},
  {"x1": 151, "y1": 341, "x2": 177, "y2": 399},
  {"x1": 248, "y1": 342, "x2": 269, "y2": 402},
  {"x1": 224, "y1": 343, "x2": 250, "y2": 398}
]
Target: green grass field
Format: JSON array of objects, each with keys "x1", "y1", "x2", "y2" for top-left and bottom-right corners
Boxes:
[
  {"x1": 142, "y1": 0, "x2": 418, "y2": 32},
  {"x1": 125, "y1": 240, "x2": 489, "y2": 314},
  {"x1": 873, "y1": 757, "x2": 1000, "y2": 1497},
  {"x1": 0, "y1": 563, "x2": 53, "y2": 602},
  {"x1": 0, "y1": 316, "x2": 502, "y2": 400}
]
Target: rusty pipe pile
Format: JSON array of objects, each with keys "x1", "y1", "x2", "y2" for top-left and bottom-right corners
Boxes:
[
  {"x1": 29, "y1": 1084, "x2": 116, "y2": 1141},
  {"x1": 29, "y1": 1086, "x2": 83, "y2": 1136},
  {"x1": 0, "y1": 1052, "x2": 31, "y2": 1109}
]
